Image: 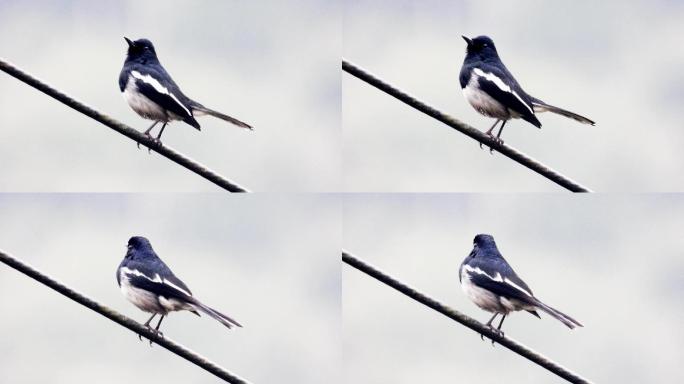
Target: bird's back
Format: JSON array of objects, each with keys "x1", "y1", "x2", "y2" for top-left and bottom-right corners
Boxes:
[{"x1": 469, "y1": 247, "x2": 535, "y2": 297}]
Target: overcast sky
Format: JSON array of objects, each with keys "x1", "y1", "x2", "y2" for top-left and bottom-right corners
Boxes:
[
  {"x1": 0, "y1": 1, "x2": 340, "y2": 192},
  {"x1": 0, "y1": 194, "x2": 341, "y2": 384},
  {"x1": 343, "y1": 0, "x2": 684, "y2": 191},
  {"x1": 343, "y1": 194, "x2": 684, "y2": 383}
]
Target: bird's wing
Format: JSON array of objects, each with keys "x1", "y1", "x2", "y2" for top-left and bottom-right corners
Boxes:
[
  {"x1": 462, "y1": 260, "x2": 536, "y2": 304},
  {"x1": 127, "y1": 66, "x2": 195, "y2": 121},
  {"x1": 119, "y1": 261, "x2": 194, "y2": 301},
  {"x1": 472, "y1": 66, "x2": 540, "y2": 127},
  {"x1": 459, "y1": 248, "x2": 478, "y2": 283},
  {"x1": 154, "y1": 259, "x2": 194, "y2": 296}
]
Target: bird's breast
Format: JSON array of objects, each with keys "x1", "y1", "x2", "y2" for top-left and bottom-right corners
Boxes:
[
  {"x1": 463, "y1": 74, "x2": 510, "y2": 120},
  {"x1": 119, "y1": 273, "x2": 165, "y2": 314},
  {"x1": 122, "y1": 75, "x2": 170, "y2": 121},
  {"x1": 460, "y1": 267, "x2": 506, "y2": 313}
]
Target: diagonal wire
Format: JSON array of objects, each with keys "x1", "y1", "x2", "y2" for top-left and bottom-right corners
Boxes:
[
  {"x1": 342, "y1": 250, "x2": 592, "y2": 384},
  {"x1": 0, "y1": 58, "x2": 248, "y2": 193},
  {"x1": 342, "y1": 60, "x2": 592, "y2": 193},
  {"x1": 0, "y1": 249, "x2": 251, "y2": 384}
]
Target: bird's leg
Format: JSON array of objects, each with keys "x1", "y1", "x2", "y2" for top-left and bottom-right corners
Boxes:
[
  {"x1": 139, "y1": 313, "x2": 157, "y2": 341},
  {"x1": 140, "y1": 121, "x2": 158, "y2": 146},
  {"x1": 147, "y1": 315, "x2": 165, "y2": 346},
  {"x1": 154, "y1": 315, "x2": 165, "y2": 337},
  {"x1": 488, "y1": 120, "x2": 507, "y2": 154},
  {"x1": 481, "y1": 313, "x2": 498, "y2": 340},
  {"x1": 143, "y1": 121, "x2": 158, "y2": 137},
  {"x1": 496, "y1": 314, "x2": 506, "y2": 332},
  {"x1": 139, "y1": 121, "x2": 159, "y2": 151},
  {"x1": 495, "y1": 120, "x2": 506, "y2": 144},
  {"x1": 485, "y1": 120, "x2": 500, "y2": 136},
  {"x1": 485, "y1": 312, "x2": 498, "y2": 327},
  {"x1": 489, "y1": 314, "x2": 507, "y2": 346},
  {"x1": 480, "y1": 120, "x2": 501, "y2": 149},
  {"x1": 155, "y1": 122, "x2": 167, "y2": 144}
]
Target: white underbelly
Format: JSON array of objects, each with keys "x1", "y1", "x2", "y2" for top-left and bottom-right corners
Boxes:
[
  {"x1": 120, "y1": 278, "x2": 164, "y2": 314},
  {"x1": 461, "y1": 268, "x2": 505, "y2": 313},
  {"x1": 123, "y1": 76, "x2": 178, "y2": 122},
  {"x1": 463, "y1": 86, "x2": 510, "y2": 119}
]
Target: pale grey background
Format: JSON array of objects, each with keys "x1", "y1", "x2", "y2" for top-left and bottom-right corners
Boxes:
[
  {"x1": 0, "y1": 194, "x2": 341, "y2": 384},
  {"x1": 0, "y1": 0, "x2": 340, "y2": 192},
  {"x1": 343, "y1": 0, "x2": 684, "y2": 191},
  {"x1": 343, "y1": 194, "x2": 684, "y2": 383}
]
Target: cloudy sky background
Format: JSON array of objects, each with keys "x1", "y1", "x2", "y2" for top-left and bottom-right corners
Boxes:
[
  {"x1": 343, "y1": 194, "x2": 684, "y2": 383},
  {"x1": 343, "y1": 0, "x2": 684, "y2": 191},
  {"x1": 0, "y1": 194, "x2": 341, "y2": 384},
  {"x1": 0, "y1": 0, "x2": 340, "y2": 192}
]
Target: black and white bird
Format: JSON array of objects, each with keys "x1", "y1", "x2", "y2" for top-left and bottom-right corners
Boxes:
[
  {"x1": 119, "y1": 37, "x2": 252, "y2": 144},
  {"x1": 117, "y1": 236, "x2": 241, "y2": 341},
  {"x1": 459, "y1": 234, "x2": 582, "y2": 339},
  {"x1": 460, "y1": 35, "x2": 594, "y2": 145}
]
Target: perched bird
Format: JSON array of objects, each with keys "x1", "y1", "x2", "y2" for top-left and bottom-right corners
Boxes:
[
  {"x1": 119, "y1": 37, "x2": 252, "y2": 144},
  {"x1": 459, "y1": 234, "x2": 582, "y2": 340},
  {"x1": 459, "y1": 35, "x2": 594, "y2": 146},
  {"x1": 117, "y1": 236, "x2": 241, "y2": 342}
]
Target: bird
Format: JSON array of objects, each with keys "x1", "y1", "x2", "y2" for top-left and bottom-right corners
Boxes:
[
  {"x1": 119, "y1": 37, "x2": 252, "y2": 145},
  {"x1": 459, "y1": 234, "x2": 582, "y2": 341},
  {"x1": 116, "y1": 236, "x2": 242, "y2": 343},
  {"x1": 460, "y1": 35, "x2": 594, "y2": 147}
]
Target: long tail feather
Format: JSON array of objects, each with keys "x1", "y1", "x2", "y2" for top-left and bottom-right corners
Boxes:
[
  {"x1": 193, "y1": 105, "x2": 253, "y2": 130},
  {"x1": 534, "y1": 299, "x2": 583, "y2": 329},
  {"x1": 531, "y1": 100, "x2": 595, "y2": 125},
  {"x1": 193, "y1": 301, "x2": 243, "y2": 329}
]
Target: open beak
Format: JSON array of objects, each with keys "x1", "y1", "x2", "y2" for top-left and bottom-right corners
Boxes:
[
  {"x1": 124, "y1": 37, "x2": 134, "y2": 48},
  {"x1": 461, "y1": 35, "x2": 472, "y2": 46}
]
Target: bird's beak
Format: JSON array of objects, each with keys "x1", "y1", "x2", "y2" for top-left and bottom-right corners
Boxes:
[
  {"x1": 124, "y1": 37, "x2": 134, "y2": 48},
  {"x1": 462, "y1": 35, "x2": 473, "y2": 46}
]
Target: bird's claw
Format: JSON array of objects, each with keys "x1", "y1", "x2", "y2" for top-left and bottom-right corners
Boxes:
[
  {"x1": 481, "y1": 132, "x2": 504, "y2": 154},
  {"x1": 148, "y1": 329, "x2": 164, "y2": 346},
  {"x1": 137, "y1": 132, "x2": 162, "y2": 153},
  {"x1": 138, "y1": 324, "x2": 164, "y2": 346},
  {"x1": 481, "y1": 325, "x2": 504, "y2": 346}
]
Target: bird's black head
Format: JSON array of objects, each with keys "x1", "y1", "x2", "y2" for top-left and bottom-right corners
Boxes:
[
  {"x1": 462, "y1": 35, "x2": 499, "y2": 61},
  {"x1": 473, "y1": 233, "x2": 497, "y2": 249},
  {"x1": 124, "y1": 37, "x2": 158, "y2": 62},
  {"x1": 126, "y1": 236, "x2": 155, "y2": 259}
]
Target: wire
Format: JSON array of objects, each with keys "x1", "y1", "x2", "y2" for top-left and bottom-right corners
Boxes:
[
  {"x1": 0, "y1": 249, "x2": 251, "y2": 384},
  {"x1": 342, "y1": 250, "x2": 592, "y2": 384},
  {"x1": 342, "y1": 60, "x2": 592, "y2": 193},
  {"x1": 0, "y1": 58, "x2": 248, "y2": 193}
]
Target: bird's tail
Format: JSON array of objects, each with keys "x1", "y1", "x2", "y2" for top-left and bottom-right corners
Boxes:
[
  {"x1": 192, "y1": 105, "x2": 253, "y2": 130},
  {"x1": 530, "y1": 99, "x2": 595, "y2": 125},
  {"x1": 532, "y1": 298, "x2": 583, "y2": 329},
  {"x1": 192, "y1": 300, "x2": 243, "y2": 329}
]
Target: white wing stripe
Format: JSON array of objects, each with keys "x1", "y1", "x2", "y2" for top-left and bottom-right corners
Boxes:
[
  {"x1": 120, "y1": 266, "x2": 192, "y2": 297},
  {"x1": 472, "y1": 68, "x2": 534, "y2": 115},
  {"x1": 462, "y1": 264, "x2": 533, "y2": 297},
  {"x1": 162, "y1": 278, "x2": 192, "y2": 297},
  {"x1": 130, "y1": 70, "x2": 192, "y2": 117}
]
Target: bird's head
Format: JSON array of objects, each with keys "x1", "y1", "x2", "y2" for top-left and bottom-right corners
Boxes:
[
  {"x1": 473, "y1": 233, "x2": 497, "y2": 249},
  {"x1": 124, "y1": 37, "x2": 158, "y2": 62},
  {"x1": 462, "y1": 35, "x2": 499, "y2": 60},
  {"x1": 126, "y1": 236, "x2": 155, "y2": 259}
]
